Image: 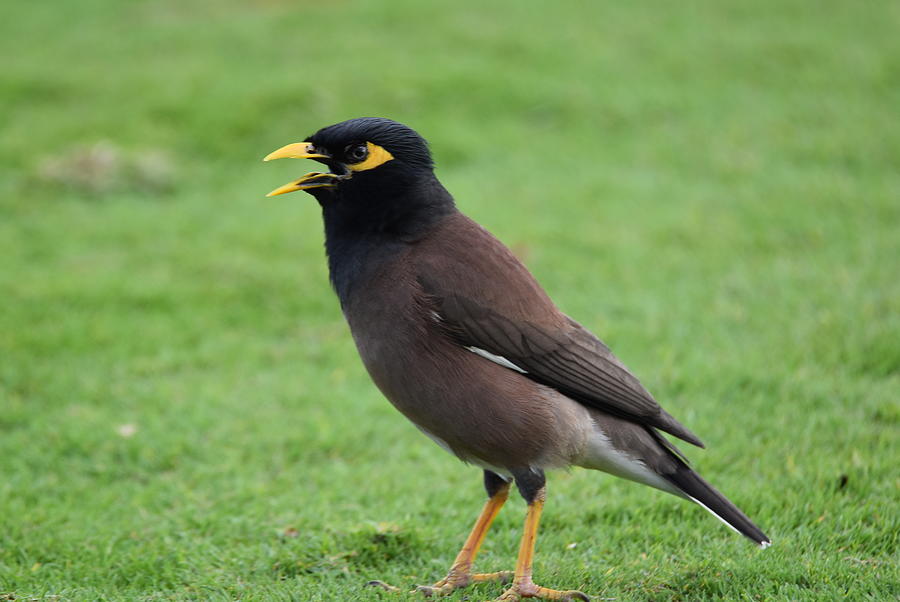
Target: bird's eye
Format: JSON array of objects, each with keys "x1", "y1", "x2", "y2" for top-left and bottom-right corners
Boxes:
[{"x1": 346, "y1": 143, "x2": 369, "y2": 163}]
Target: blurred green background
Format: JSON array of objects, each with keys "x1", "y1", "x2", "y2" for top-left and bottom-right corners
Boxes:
[{"x1": 1, "y1": 0, "x2": 898, "y2": 600}]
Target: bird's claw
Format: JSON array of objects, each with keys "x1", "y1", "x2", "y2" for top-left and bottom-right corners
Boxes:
[
  {"x1": 365, "y1": 579, "x2": 402, "y2": 593},
  {"x1": 413, "y1": 580, "x2": 455, "y2": 597}
]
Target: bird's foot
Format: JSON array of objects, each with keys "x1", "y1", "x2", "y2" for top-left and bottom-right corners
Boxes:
[
  {"x1": 366, "y1": 570, "x2": 513, "y2": 597},
  {"x1": 494, "y1": 580, "x2": 590, "y2": 601},
  {"x1": 413, "y1": 567, "x2": 513, "y2": 597}
]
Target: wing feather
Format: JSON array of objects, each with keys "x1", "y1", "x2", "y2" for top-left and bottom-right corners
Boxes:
[{"x1": 414, "y1": 213, "x2": 704, "y2": 447}]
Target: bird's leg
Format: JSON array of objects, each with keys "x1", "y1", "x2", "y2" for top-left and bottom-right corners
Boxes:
[
  {"x1": 495, "y1": 470, "x2": 590, "y2": 602},
  {"x1": 414, "y1": 471, "x2": 514, "y2": 597}
]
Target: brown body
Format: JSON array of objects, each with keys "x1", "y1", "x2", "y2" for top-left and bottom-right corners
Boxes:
[
  {"x1": 345, "y1": 217, "x2": 571, "y2": 469},
  {"x1": 344, "y1": 212, "x2": 683, "y2": 489},
  {"x1": 264, "y1": 118, "x2": 770, "y2": 601}
]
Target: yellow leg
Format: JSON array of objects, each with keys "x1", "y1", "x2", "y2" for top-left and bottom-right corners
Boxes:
[
  {"x1": 495, "y1": 488, "x2": 589, "y2": 601},
  {"x1": 414, "y1": 481, "x2": 513, "y2": 596}
]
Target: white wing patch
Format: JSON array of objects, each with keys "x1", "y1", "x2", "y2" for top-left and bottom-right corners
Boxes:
[{"x1": 465, "y1": 346, "x2": 527, "y2": 373}]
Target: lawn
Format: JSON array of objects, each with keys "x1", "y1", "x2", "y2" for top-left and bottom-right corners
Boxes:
[{"x1": 1, "y1": 0, "x2": 898, "y2": 600}]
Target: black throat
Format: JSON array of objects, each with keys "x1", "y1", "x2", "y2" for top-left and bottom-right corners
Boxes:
[{"x1": 321, "y1": 171, "x2": 456, "y2": 307}]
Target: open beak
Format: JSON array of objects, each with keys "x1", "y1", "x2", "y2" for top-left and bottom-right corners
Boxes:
[
  {"x1": 264, "y1": 142, "x2": 345, "y2": 197},
  {"x1": 265, "y1": 171, "x2": 344, "y2": 197}
]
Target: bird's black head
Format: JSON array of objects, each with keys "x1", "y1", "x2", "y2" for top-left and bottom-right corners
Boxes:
[
  {"x1": 264, "y1": 117, "x2": 437, "y2": 203},
  {"x1": 264, "y1": 118, "x2": 456, "y2": 298},
  {"x1": 265, "y1": 117, "x2": 456, "y2": 296},
  {"x1": 264, "y1": 117, "x2": 455, "y2": 242}
]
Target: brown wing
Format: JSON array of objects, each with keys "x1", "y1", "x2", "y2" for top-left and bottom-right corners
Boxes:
[{"x1": 414, "y1": 213, "x2": 704, "y2": 448}]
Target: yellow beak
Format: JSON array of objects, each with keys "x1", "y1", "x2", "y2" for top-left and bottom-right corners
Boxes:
[
  {"x1": 263, "y1": 142, "x2": 330, "y2": 162},
  {"x1": 264, "y1": 141, "x2": 340, "y2": 196},
  {"x1": 266, "y1": 172, "x2": 343, "y2": 197}
]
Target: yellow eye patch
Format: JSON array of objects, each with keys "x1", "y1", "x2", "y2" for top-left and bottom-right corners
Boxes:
[{"x1": 348, "y1": 142, "x2": 394, "y2": 172}]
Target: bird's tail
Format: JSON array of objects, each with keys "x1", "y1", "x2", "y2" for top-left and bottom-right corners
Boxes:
[{"x1": 664, "y1": 467, "x2": 771, "y2": 547}]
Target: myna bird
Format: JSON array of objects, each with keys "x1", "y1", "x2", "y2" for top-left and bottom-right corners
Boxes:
[{"x1": 264, "y1": 118, "x2": 770, "y2": 601}]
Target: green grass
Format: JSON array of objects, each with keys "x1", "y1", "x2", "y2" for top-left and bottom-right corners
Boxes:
[{"x1": 2, "y1": 0, "x2": 898, "y2": 599}]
